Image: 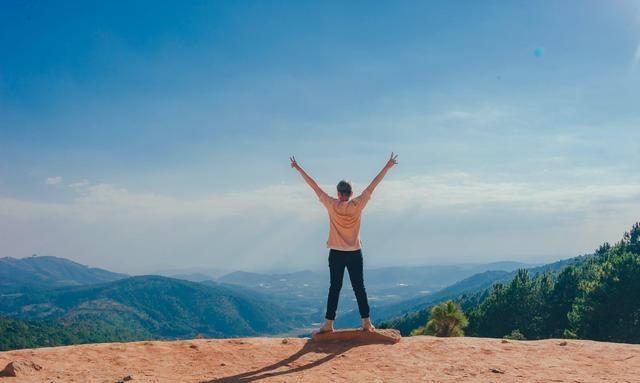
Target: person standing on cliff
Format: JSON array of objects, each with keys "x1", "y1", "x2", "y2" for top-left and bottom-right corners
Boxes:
[{"x1": 290, "y1": 153, "x2": 398, "y2": 333}]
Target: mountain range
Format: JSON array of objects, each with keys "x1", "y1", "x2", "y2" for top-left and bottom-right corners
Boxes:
[
  {"x1": 0, "y1": 275, "x2": 305, "y2": 343},
  {"x1": 0, "y1": 254, "x2": 564, "y2": 350},
  {"x1": 375, "y1": 256, "x2": 587, "y2": 334},
  {"x1": 0, "y1": 256, "x2": 126, "y2": 294},
  {"x1": 214, "y1": 261, "x2": 533, "y2": 321}
]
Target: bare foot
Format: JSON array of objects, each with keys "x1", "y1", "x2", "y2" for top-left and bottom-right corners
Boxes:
[
  {"x1": 318, "y1": 320, "x2": 334, "y2": 334},
  {"x1": 362, "y1": 318, "x2": 376, "y2": 332}
]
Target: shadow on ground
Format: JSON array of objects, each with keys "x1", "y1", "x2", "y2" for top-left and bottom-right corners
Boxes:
[{"x1": 202, "y1": 339, "x2": 395, "y2": 382}]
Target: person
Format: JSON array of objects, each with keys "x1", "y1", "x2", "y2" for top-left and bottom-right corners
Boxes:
[{"x1": 290, "y1": 152, "x2": 398, "y2": 333}]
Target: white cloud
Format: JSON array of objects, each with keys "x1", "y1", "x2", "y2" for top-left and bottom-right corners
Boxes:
[
  {"x1": 2, "y1": 174, "x2": 639, "y2": 273},
  {"x1": 68, "y1": 179, "x2": 90, "y2": 188},
  {"x1": 438, "y1": 106, "x2": 510, "y2": 125},
  {"x1": 369, "y1": 174, "x2": 640, "y2": 213},
  {"x1": 7, "y1": 174, "x2": 640, "y2": 229},
  {"x1": 22, "y1": 173, "x2": 640, "y2": 223},
  {"x1": 45, "y1": 176, "x2": 63, "y2": 185}
]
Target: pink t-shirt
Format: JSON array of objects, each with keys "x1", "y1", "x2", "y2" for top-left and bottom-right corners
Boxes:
[{"x1": 317, "y1": 188, "x2": 372, "y2": 251}]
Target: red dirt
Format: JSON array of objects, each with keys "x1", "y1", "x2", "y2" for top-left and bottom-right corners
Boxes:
[{"x1": 1, "y1": 335, "x2": 639, "y2": 382}]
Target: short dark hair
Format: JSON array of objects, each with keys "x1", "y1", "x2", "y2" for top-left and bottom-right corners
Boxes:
[{"x1": 336, "y1": 180, "x2": 352, "y2": 195}]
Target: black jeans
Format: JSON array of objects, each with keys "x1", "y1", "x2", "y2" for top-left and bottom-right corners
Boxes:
[{"x1": 325, "y1": 248, "x2": 370, "y2": 320}]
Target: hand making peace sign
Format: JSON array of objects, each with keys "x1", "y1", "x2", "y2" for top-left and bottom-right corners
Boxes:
[
  {"x1": 386, "y1": 152, "x2": 399, "y2": 169},
  {"x1": 289, "y1": 155, "x2": 300, "y2": 170}
]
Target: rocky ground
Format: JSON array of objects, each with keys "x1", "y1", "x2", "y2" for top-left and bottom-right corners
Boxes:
[{"x1": 1, "y1": 333, "x2": 639, "y2": 382}]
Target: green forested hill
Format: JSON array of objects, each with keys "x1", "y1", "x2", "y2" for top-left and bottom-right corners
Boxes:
[
  {"x1": 380, "y1": 222, "x2": 640, "y2": 344},
  {"x1": 375, "y1": 270, "x2": 507, "y2": 334},
  {"x1": 0, "y1": 275, "x2": 305, "y2": 350},
  {"x1": 375, "y1": 256, "x2": 582, "y2": 334},
  {"x1": 0, "y1": 255, "x2": 127, "y2": 293},
  {"x1": 0, "y1": 315, "x2": 83, "y2": 351},
  {"x1": 348, "y1": 270, "x2": 510, "y2": 330},
  {"x1": 467, "y1": 222, "x2": 640, "y2": 343},
  {"x1": 0, "y1": 314, "x2": 149, "y2": 351}
]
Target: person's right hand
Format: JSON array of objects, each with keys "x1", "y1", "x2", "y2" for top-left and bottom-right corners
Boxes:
[
  {"x1": 386, "y1": 152, "x2": 398, "y2": 169},
  {"x1": 290, "y1": 156, "x2": 300, "y2": 170}
]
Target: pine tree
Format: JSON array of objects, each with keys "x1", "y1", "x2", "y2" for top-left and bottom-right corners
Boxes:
[{"x1": 412, "y1": 300, "x2": 468, "y2": 337}]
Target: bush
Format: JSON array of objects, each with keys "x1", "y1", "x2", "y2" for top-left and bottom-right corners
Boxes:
[
  {"x1": 412, "y1": 300, "x2": 468, "y2": 337},
  {"x1": 503, "y1": 329, "x2": 526, "y2": 340}
]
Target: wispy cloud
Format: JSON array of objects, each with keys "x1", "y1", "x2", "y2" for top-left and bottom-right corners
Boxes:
[
  {"x1": 371, "y1": 174, "x2": 640, "y2": 213},
  {"x1": 45, "y1": 176, "x2": 63, "y2": 185},
  {"x1": 18, "y1": 173, "x2": 640, "y2": 222},
  {"x1": 437, "y1": 106, "x2": 510, "y2": 125},
  {"x1": 2, "y1": 174, "x2": 639, "y2": 272},
  {"x1": 68, "y1": 179, "x2": 90, "y2": 188}
]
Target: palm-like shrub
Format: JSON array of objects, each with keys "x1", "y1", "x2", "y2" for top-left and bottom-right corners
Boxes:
[
  {"x1": 411, "y1": 300, "x2": 468, "y2": 337},
  {"x1": 503, "y1": 329, "x2": 526, "y2": 340}
]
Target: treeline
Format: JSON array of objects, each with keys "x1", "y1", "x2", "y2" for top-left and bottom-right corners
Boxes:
[
  {"x1": 382, "y1": 222, "x2": 640, "y2": 344},
  {"x1": 468, "y1": 222, "x2": 640, "y2": 343},
  {"x1": 1, "y1": 275, "x2": 300, "y2": 351},
  {"x1": 0, "y1": 315, "x2": 73, "y2": 350},
  {"x1": 0, "y1": 315, "x2": 147, "y2": 351}
]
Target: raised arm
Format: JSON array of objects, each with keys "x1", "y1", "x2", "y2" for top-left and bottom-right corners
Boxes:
[
  {"x1": 364, "y1": 152, "x2": 398, "y2": 195},
  {"x1": 290, "y1": 156, "x2": 329, "y2": 201}
]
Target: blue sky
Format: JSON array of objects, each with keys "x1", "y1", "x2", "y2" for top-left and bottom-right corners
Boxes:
[{"x1": 1, "y1": 1, "x2": 639, "y2": 273}]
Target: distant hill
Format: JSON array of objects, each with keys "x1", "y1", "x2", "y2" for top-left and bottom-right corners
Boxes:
[
  {"x1": 217, "y1": 262, "x2": 530, "y2": 291},
  {"x1": 216, "y1": 261, "x2": 533, "y2": 322},
  {"x1": 217, "y1": 270, "x2": 327, "y2": 314},
  {"x1": 0, "y1": 275, "x2": 304, "y2": 345},
  {"x1": 464, "y1": 223, "x2": 640, "y2": 343},
  {"x1": 372, "y1": 256, "x2": 585, "y2": 334},
  {"x1": 361, "y1": 270, "x2": 510, "y2": 326},
  {"x1": 0, "y1": 256, "x2": 127, "y2": 294},
  {"x1": 359, "y1": 261, "x2": 532, "y2": 294},
  {"x1": 154, "y1": 266, "x2": 233, "y2": 280},
  {"x1": 164, "y1": 273, "x2": 214, "y2": 282}
]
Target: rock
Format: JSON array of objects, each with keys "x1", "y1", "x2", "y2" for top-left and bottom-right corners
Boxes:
[
  {"x1": 490, "y1": 367, "x2": 505, "y2": 374},
  {"x1": 311, "y1": 328, "x2": 401, "y2": 344},
  {"x1": 559, "y1": 341, "x2": 568, "y2": 346},
  {"x1": 1, "y1": 359, "x2": 43, "y2": 377},
  {"x1": 123, "y1": 375, "x2": 133, "y2": 381},
  {"x1": 282, "y1": 338, "x2": 289, "y2": 344},
  {"x1": 501, "y1": 339, "x2": 509, "y2": 343}
]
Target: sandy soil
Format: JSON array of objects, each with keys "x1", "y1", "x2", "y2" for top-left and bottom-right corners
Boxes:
[{"x1": 1, "y1": 335, "x2": 639, "y2": 382}]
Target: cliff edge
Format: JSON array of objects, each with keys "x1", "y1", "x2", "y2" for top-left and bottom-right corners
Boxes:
[{"x1": 1, "y1": 334, "x2": 638, "y2": 382}]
